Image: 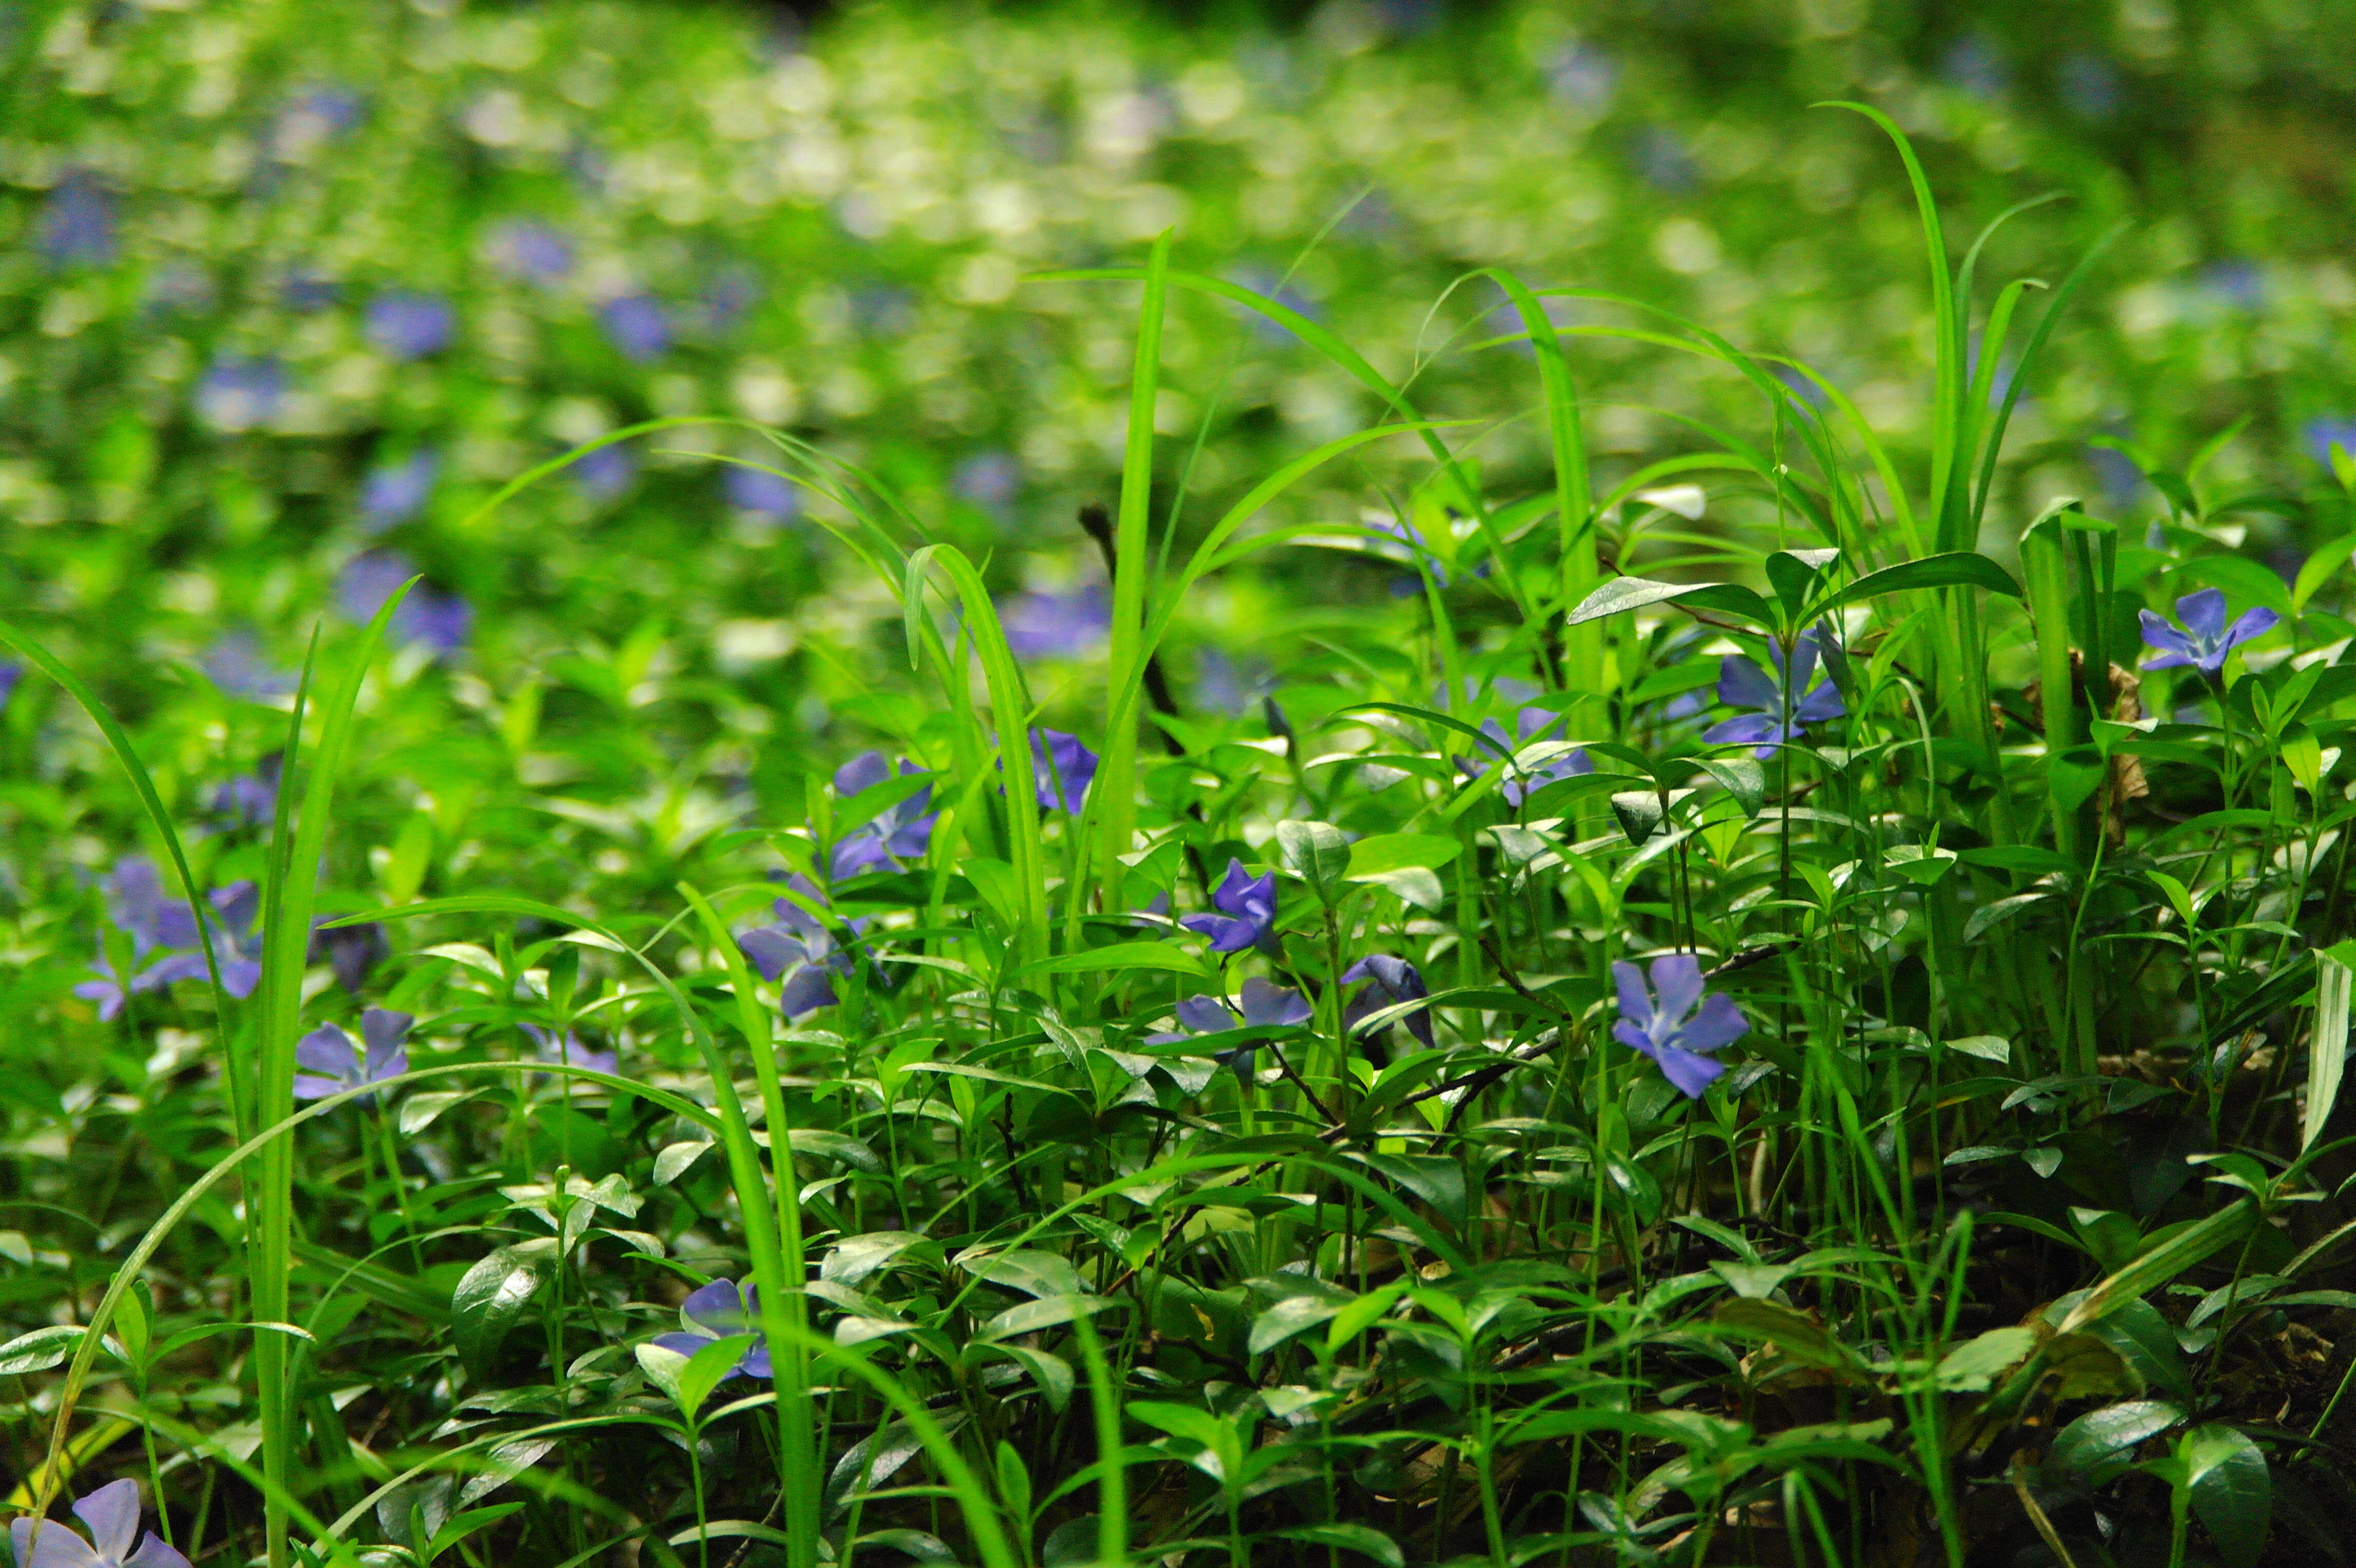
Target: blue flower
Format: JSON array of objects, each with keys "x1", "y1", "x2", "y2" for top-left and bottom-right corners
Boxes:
[
  {"x1": 365, "y1": 291, "x2": 455, "y2": 360},
  {"x1": 738, "y1": 877, "x2": 860, "y2": 1018},
  {"x1": 193, "y1": 356, "x2": 286, "y2": 434},
  {"x1": 1148, "y1": 977, "x2": 1312, "y2": 1079},
  {"x1": 336, "y1": 553, "x2": 470, "y2": 656},
  {"x1": 652, "y1": 1278, "x2": 772, "y2": 1381},
  {"x1": 599, "y1": 294, "x2": 670, "y2": 362},
  {"x1": 829, "y1": 752, "x2": 937, "y2": 877},
  {"x1": 1702, "y1": 630, "x2": 1844, "y2": 758},
  {"x1": 0, "y1": 662, "x2": 19, "y2": 714},
  {"x1": 1181, "y1": 859, "x2": 1278, "y2": 954},
  {"x1": 315, "y1": 921, "x2": 387, "y2": 994},
  {"x1": 486, "y1": 219, "x2": 574, "y2": 284},
  {"x1": 574, "y1": 443, "x2": 637, "y2": 501},
  {"x1": 1459, "y1": 708, "x2": 1592, "y2": 806},
  {"x1": 725, "y1": 465, "x2": 800, "y2": 521},
  {"x1": 12, "y1": 1479, "x2": 189, "y2": 1568},
  {"x1": 1001, "y1": 584, "x2": 1110, "y2": 659},
  {"x1": 200, "y1": 629, "x2": 294, "y2": 700},
  {"x1": 1342, "y1": 954, "x2": 1435, "y2": 1050},
  {"x1": 292, "y1": 1007, "x2": 413, "y2": 1102},
  {"x1": 210, "y1": 755, "x2": 280, "y2": 827},
  {"x1": 951, "y1": 451, "x2": 1020, "y2": 511},
  {"x1": 1611, "y1": 954, "x2": 1747, "y2": 1099},
  {"x1": 2138, "y1": 587, "x2": 2279, "y2": 676},
  {"x1": 359, "y1": 450, "x2": 438, "y2": 533},
  {"x1": 136, "y1": 882, "x2": 266, "y2": 999},
  {"x1": 38, "y1": 173, "x2": 116, "y2": 268},
  {"x1": 1032, "y1": 729, "x2": 1098, "y2": 812}
]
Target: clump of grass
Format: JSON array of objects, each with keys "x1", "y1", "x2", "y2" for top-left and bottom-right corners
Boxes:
[{"x1": 8, "y1": 115, "x2": 2356, "y2": 1568}]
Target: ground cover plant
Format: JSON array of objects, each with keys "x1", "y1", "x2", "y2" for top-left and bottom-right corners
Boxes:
[{"x1": 12, "y1": 5, "x2": 2356, "y2": 1568}]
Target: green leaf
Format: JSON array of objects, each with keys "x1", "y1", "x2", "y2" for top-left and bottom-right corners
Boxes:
[
  {"x1": 2056, "y1": 1201, "x2": 2254, "y2": 1336},
  {"x1": 994, "y1": 1438, "x2": 1034, "y2": 1526},
  {"x1": 425, "y1": 1503, "x2": 526, "y2": 1562},
  {"x1": 2048, "y1": 745, "x2": 2108, "y2": 815},
  {"x1": 1567, "y1": 575, "x2": 1776, "y2": 628},
  {"x1": 2050, "y1": 1399, "x2": 2184, "y2": 1487},
  {"x1": 2177, "y1": 554, "x2": 2293, "y2": 619},
  {"x1": 1691, "y1": 757, "x2": 1764, "y2": 816},
  {"x1": 1710, "y1": 1261, "x2": 1794, "y2": 1300},
  {"x1": 1344, "y1": 833, "x2": 1462, "y2": 878},
  {"x1": 0, "y1": 1325, "x2": 85, "y2": 1376},
  {"x1": 959, "y1": 1248, "x2": 1090, "y2": 1300},
  {"x1": 1932, "y1": 1326, "x2": 2036, "y2": 1390},
  {"x1": 2309, "y1": 950, "x2": 2351, "y2": 1154},
  {"x1": 1609, "y1": 789, "x2": 1666, "y2": 845},
  {"x1": 451, "y1": 1238, "x2": 561, "y2": 1378},
  {"x1": 1277, "y1": 820, "x2": 1352, "y2": 907},
  {"x1": 981, "y1": 1296, "x2": 1114, "y2": 1341},
  {"x1": 2186, "y1": 1424, "x2": 2271, "y2": 1568},
  {"x1": 1249, "y1": 1296, "x2": 1344, "y2": 1356},
  {"x1": 1358, "y1": 867, "x2": 1448, "y2": 912},
  {"x1": 1272, "y1": 1524, "x2": 1404, "y2": 1568},
  {"x1": 2293, "y1": 533, "x2": 2356, "y2": 616},
  {"x1": 1017, "y1": 942, "x2": 1210, "y2": 980},
  {"x1": 1803, "y1": 550, "x2": 2023, "y2": 620}
]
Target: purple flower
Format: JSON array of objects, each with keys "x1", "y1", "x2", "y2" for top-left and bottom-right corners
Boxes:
[
  {"x1": 2304, "y1": 418, "x2": 2356, "y2": 469},
  {"x1": 72, "y1": 860, "x2": 205, "y2": 1016},
  {"x1": 1458, "y1": 709, "x2": 1592, "y2": 806},
  {"x1": 1001, "y1": 584, "x2": 1110, "y2": 659},
  {"x1": 365, "y1": 291, "x2": 455, "y2": 360},
  {"x1": 522, "y1": 1023, "x2": 619, "y2": 1077},
  {"x1": 200, "y1": 629, "x2": 294, "y2": 700},
  {"x1": 1180, "y1": 858, "x2": 1278, "y2": 955},
  {"x1": 951, "y1": 452, "x2": 1020, "y2": 511},
  {"x1": 573, "y1": 442, "x2": 637, "y2": 501},
  {"x1": 486, "y1": 219, "x2": 573, "y2": 284},
  {"x1": 0, "y1": 662, "x2": 19, "y2": 713},
  {"x1": 135, "y1": 883, "x2": 265, "y2": 999},
  {"x1": 39, "y1": 173, "x2": 116, "y2": 268},
  {"x1": 11, "y1": 1479, "x2": 189, "y2": 1568},
  {"x1": 703, "y1": 267, "x2": 759, "y2": 334},
  {"x1": 1031, "y1": 728, "x2": 1098, "y2": 813},
  {"x1": 738, "y1": 876, "x2": 860, "y2": 1018},
  {"x1": 210, "y1": 755, "x2": 280, "y2": 827},
  {"x1": 282, "y1": 270, "x2": 340, "y2": 312},
  {"x1": 598, "y1": 295, "x2": 670, "y2": 363},
  {"x1": 1342, "y1": 954, "x2": 1435, "y2": 1050},
  {"x1": 724, "y1": 464, "x2": 800, "y2": 521},
  {"x1": 1702, "y1": 630, "x2": 1845, "y2": 759},
  {"x1": 291, "y1": 1007, "x2": 413, "y2": 1102},
  {"x1": 1148, "y1": 977, "x2": 1313, "y2": 1078},
  {"x1": 193, "y1": 357, "x2": 285, "y2": 434},
  {"x1": 336, "y1": 552, "x2": 471, "y2": 656},
  {"x1": 652, "y1": 1278, "x2": 772, "y2": 1381},
  {"x1": 359, "y1": 450, "x2": 438, "y2": 533},
  {"x1": 829, "y1": 752, "x2": 937, "y2": 878},
  {"x1": 2138, "y1": 587, "x2": 2279, "y2": 676},
  {"x1": 1611, "y1": 955, "x2": 1746, "y2": 1099},
  {"x1": 314, "y1": 922, "x2": 387, "y2": 993}
]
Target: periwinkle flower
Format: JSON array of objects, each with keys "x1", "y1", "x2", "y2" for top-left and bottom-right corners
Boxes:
[
  {"x1": 1702, "y1": 630, "x2": 1844, "y2": 759},
  {"x1": 573, "y1": 442, "x2": 637, "y2": 501},
  {"x1": 281, "y1": 270, "x2": 340, "y2": 312},
  {"x1": 1148, "y1": 977, "x2": 1312, "y2": 1078},
  {"x1": 725, "y1": 465, "x2": 800, "y2": 521},
  {"x1": 951, "y1": 452, "x2": 1019, "y2": 513},
  {"x1": 314, "y1": 921, "x2": 387, "y2": 993},
  {"x1": 193, "y1": 357, "x2": 285, "y2": 434},
  {"x1": 1342, "y1": 954, "x2": 1436, "y2": 1050},
  {"x1": 201, "y1": 629, "x2": 294, "y2": 701},
  {"x1": 1001, "y1": 584, "x2": 1110, "y2": 660},
  {"x1": 2138, "y1": 587, "x2": 2279, "y2": 676},
  {"x1": 829, "y1": 752, "x2": 937, "y2": 878},
  {"x1": 738, "y1": 877, "x2": 860, "y2": 1018},
  {"x1": 486, "y1": 219, "x2": 574, "y2": 284},
  {"x1": 39, "y1": 173, "x2": 116, "y2": 268},
  {"x1": 522, "y1": 1023, "x2": 619, "y2": 1077},
  {"x1": 1611, "y1": 954, "x2": 1747, "y2": 1099},
  {"x1": 1180, "y1": 859, "x2": 1278, "y2": 954},
  {"x1": 135, "y1": 881, "x2": 265, "y2": 997},
  {"x1": 652, "y1": 1278, "x2": 772, "y2": 1380},
  {"x1": 1458, "y1": 708, "x2": 1592, "y2": 806},
  {"x1": 291, "y1": 1007, "x2": 413, "y2": 1101},
  {"x1": 365, "y1": 291, "x2": 455, "y2": 360},
  {"x1": 359, "y1": 451, "x2": 438, "y2": 533},
  {"x1": 336, "y1": 553, "x2": 470, "y2": 656},
  {"x1": 0, "y1": 661, "x2": 19, "y2": 713},
  {"x1": 599, "y1": 295, "x2": 670, "y2": 363},
  {"x1": 1031, "y1": 728, "x2": 1098, "y2": 813},
  {"x1": 210, "y1": 754, "x2": 281, "y2": 827},
  {"x1": 11, "y1": 1479, "x2": 189, "y2": 1568}
]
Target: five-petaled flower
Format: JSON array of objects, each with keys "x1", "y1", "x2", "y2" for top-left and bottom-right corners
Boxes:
[
  {"x1": 738, "y1": 876, "x2": 860, "y2": 1018},
  {"x1": 12, "y1": 1480, "x2": 190, "y2": 1568},
  {"x1": 72, "y1": 863, "x2": 263, "y2": 1020},
  {"x1": 292, "y1": 1007, "x2": 413, "y2": 1102},
  {"x1": 1031, "y1": 728, "x2": 1098, "y2": 812},
  {"x1": 830, "y1": 752, "x2": 938, "y2": 878},
  {"x1": 1611, "y1": 954, "x2": 1747, "y2": 1099},
  {"x1": 1342, "y1": 955, "x2": 1436, "y2": 1050},
  {"x1": 1181, "y1": 859, "x2": 1279, "y2": 954},
  {"x1": 1458, "y1": 708, "x2": 1593, "y2": 806},
  {"x1": 1149, "y1": 977, "x2": 1313, "y2": 1079},
  {"x1": 651, "y1": 1278, "x2": 772, "y2": 1381},
  {"x1": 1702, "y1": 629, "x2": 1844, "y2": 759},
  {"x1": 2138, "y1": 587, "x2": 2279, "y2": 676}
]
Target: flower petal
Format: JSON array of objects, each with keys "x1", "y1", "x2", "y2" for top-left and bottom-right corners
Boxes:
[
  {"x1": 832, "y1": 751, "x2": 890, "y2": 798},
  {"x1": 1174, "y1": 995, "x2": 1240, "y2": 1034},
  {"x1": 776, "y1": 966, "x2": 838, "y2": 1019},
  {"x1": 1702, "y1": 714, "x2": 1778, "y2": 748},
  {"x1": 1655, "y1": 1046, "x2": 1727, "y2": 1099},
  {"x1": 1673, "y1": 992, "x2": 1751, "y2": 1055},
  {"x1": 1240, "y1": 977, "x2": 1313, "y2": 1028},
  {"x1": 681, "y1": 1279, "x2": 747, "y2": 1335},
  {"x1": 295, "y1": 1024, "x2": 357, "y2": 1079},
  {"x1": 2222, "y1": 605, "x2": 2280, "y2": 650},
  {"x1": 1717, "y1": 655, "x2": 1780, "y2": 713},
  {"x1": 738, "y1": 928, "x2": 807, "y2": 984},
  {"x1": 1609, "y1": 961, "x2": 1653, "y2": 1030},
  {"x1": 73, "y1": 1479, "x2": 142, "y2": 1564},
  {"x1": 290, "y1": 1075, "x2": 345, "y2": 1101},
  {"x1": 1648, "y1": 954, "x2": 1705, "y2": 1028},
  {"x1": 127, "y1": 1533, "x2": 193, "y2": 1568},
  {"x1": 2175, "y1": 587, "x2": 2228, "y2": 642},
  {"x1": 1794, "y1": 680, "x2": 1845, "y2": 724},
  {"x1": 13, "y1": 1517, "x2": 103, "y2": 1568}
]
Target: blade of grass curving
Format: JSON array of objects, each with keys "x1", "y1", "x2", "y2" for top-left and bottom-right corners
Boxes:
[
  {"x1": 1096, "y1": 231, "x2": 1172, "y2": 909},
  {"x1": 1069, "y1": 1311, "x2": 1129, "y2": 1568},
  {"x1": 1950, "y1": 191, "x2": 2069, "y2": 527},
  {"x1": 1969, "y1": 224, "x2": 2125, "y2": 535},
  {"x1": 1818, "y1": 102, "x2": 1964, "y2": 551},
  {"x1": 680, "y1": 885, "x2": 819, "y2": 1568},
  {"x1": 905, "y1": 546, "x2": 1049, "y2": 968},
  {"x1": 251, "y1": 582, "x2": 413, "y2": 1568},
  {"x1": 0, "y1": 620, "x2": 247, "y2": 1140}
]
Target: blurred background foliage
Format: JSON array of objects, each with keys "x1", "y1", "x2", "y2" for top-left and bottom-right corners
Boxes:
[{"x1": 6, "y1": 0, "x2": 2356, "y2": 789}]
